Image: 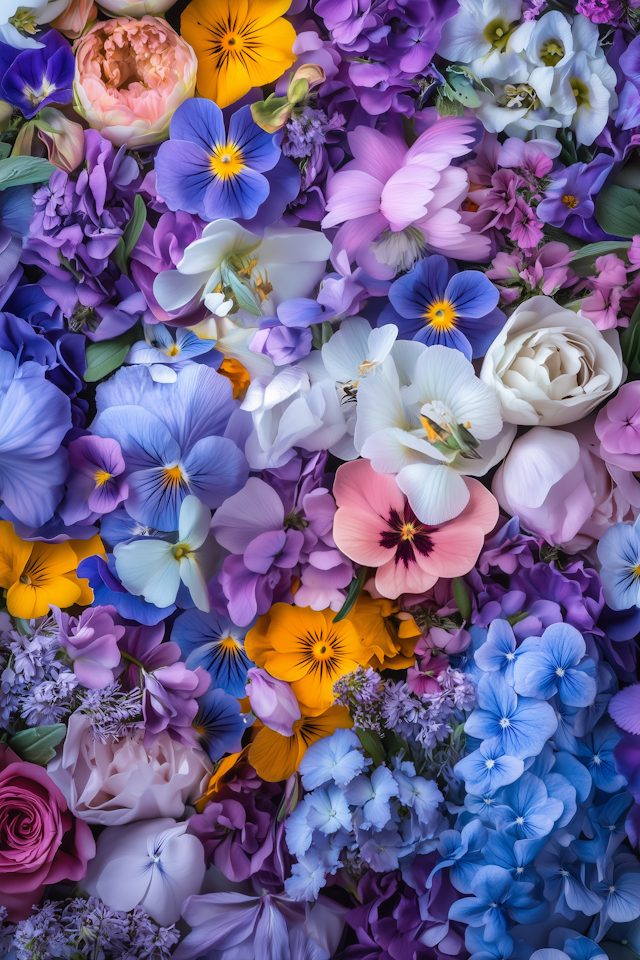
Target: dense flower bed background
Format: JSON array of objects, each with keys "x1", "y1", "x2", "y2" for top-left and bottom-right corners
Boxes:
[{"x1": 5, "y1": 0, "x2": 640, "y2": 957}]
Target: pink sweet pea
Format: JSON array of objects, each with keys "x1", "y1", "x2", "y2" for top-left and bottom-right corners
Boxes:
[
  {"x1": 322, "y1": 117, "x2": 491, "y2": 280},
  {"x1": 332, "y1": 458, "x2": 499, "y2": 600}
]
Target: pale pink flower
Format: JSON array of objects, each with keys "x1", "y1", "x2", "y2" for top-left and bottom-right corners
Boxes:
[
  {"x1": 332, "y1": 458, "x2": 498, "y2": 600},
  {"x1": 73, "y1": 16, "x2": 197, "y2": 148},
  {"x1": 322, "y1": 117, "x2": 491, "y2": 280}
]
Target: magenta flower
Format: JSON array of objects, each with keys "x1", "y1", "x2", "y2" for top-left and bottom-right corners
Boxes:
[{"x1": 322, "y1": 118, "x2": 491, "y2": 280}]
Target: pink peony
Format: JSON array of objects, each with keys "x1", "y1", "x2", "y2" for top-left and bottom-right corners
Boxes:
[
  {"x1": 73, "y1": 16, "x2": 197, "y2": 148},
  {"x1": 322, "y1": 117, "x2": 491, "y2": 280},
  {"x1": 0, "y1": 744, "x2": 95, "y2": 921},
  {"x1": 332, "y1": 458, "x2": 498, "y2": 600}
]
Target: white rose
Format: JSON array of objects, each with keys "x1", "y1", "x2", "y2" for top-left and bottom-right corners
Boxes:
[
  {"x1": 47, "y1": 713, "x2": 211, "y2": 826},
  {"x1": 480, "y1": 295, "x2": 624, "y2": 427}
]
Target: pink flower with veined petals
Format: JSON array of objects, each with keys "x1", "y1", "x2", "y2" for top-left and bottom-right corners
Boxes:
[
  {"x1": 321, "y1": 117, "x2": 491, "y2": 280},
  {"x1": 332, "y1": 458, "x2": 498, "y2": 600}
]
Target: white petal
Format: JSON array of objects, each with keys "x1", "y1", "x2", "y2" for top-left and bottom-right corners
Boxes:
[
  {"x1": 367, "y1": 324, "x2": 398, "y2": 365},
  {"x1": 114, "y1": 539, "x2": 181, "y2": 607},
  {"x1": 180, "y1": 554, "x2": 211, "y2": 612},
  {"x1": 396, "y1": 463, "x2": 471, "y2": 524},
  {"x1": 179, "y1": 494, "x2": 211, "y2": 548}
]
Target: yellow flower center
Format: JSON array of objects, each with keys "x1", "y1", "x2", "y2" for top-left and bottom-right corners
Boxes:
[
  {"x1": 210, "y1": 142, "x2": 245, "y2": 180},
  {"x1": 173, "y1": 542, "x2": 193, "y2": 561},
  {"x1": 424, "y1": 300, "x2": 457, "y2": 331},
  {"x1": 94, "y1": 469, "x2": 112, "y2": 487},
  {"x1": 163, "y1": 464, "x2": 185, "y2": 486},
  {"x1": 194, "y1": 723, "x2": 206, "y2": 737},
  {"x1": 400, "y1": 522, "x2": 416, "y2": 542},
  {"x1": 632, "y1": 562, "x2": 640, "y2": 578},
  {"x1": 19, "y1": 573, "x2": 31, "y2": 585},
  {"x1": 219, "y1": 635, "x2": 240, "y2": 653},
  {"x1": 166, "y1": 343, "x2": 180, "y2": 357},
  {"x1": 221, "y1": 30, "x2": 242, "y2": 52},
  {"x1": 562, "y1": 194, "x2": 578, "y2": 209},
  {"x1": 570, "y1": 77, "x2": 590, "y2": 109},
  {"x1": 539, "y1": 39, "x2": 565, "y2": 66},
  {"x1": 483, "y1": 18, "x2": 515, "y2": 50}
]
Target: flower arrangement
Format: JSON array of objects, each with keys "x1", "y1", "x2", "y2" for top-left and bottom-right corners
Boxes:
[{"x1": 3, "y1": 0, "x2": 640, "y2": 958}]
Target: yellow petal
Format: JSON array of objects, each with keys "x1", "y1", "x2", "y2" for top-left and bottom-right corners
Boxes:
[{"x1": 0, "y1": 521, "x2": 32, "y2": 589}]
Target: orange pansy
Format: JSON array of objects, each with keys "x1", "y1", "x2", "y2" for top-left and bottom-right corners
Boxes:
[{"x1": 0, "y1": 521, "x2": 104, "y2": 619}]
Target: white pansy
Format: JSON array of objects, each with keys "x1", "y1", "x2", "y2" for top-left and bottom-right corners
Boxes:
[
  {"x1": 82, "y1": 818, "x2": 206, "y2": 925},
  {"x1": 355, "y1": 344, "x2": 514, "y2": 524},
  {"x1": 438, "y1": 0, "x2": 528, "y2": 82},
  {"x1": 480, "y1": 295, "x2": 624, "y2": 427},
  {"x1": 114, "y1": 495, "x2": 212, "y2": 611}
]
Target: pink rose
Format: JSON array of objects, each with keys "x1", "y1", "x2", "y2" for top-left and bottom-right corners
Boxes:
[
  {"x1": 73, "y1": 16, "x2": 198, "y2": 148},
  {"x1": 0, "y1": 744, "x2": 95, "y2": 921},
  {"x1": 47, "y1": 713, "x2": 211, "y2": 826}
]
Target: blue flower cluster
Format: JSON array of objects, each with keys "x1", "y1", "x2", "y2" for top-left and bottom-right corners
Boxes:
[{"x1": 447, "y1": 618, "x2": 640, "y2": 956}]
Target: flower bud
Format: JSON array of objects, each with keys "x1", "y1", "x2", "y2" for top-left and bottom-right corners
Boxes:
[
  {"x1": 36, "y1": 108, "x2": 85, "y2": 173},
  {"x1": 246, "y1": 668, "x2": 301, "y2": 738}
]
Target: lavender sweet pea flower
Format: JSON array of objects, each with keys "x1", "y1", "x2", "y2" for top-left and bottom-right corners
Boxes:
[
  {"x1": 537, "y1": 155, "x2": 615, "y2": 242},
  {"x1": 246, "y1": 667, "x2": 301, "y2": 737},
  {"x1": 119, "y1": 622, "x2": 211, "y2": 748},
  {"x1": 0, "y1": 30, "x2": 74, "y2": 119},
  {"x1": 53, "y1": 604, "x2": 124, "y2": 689},
  {"x1": 60, "y1": 435, "x2": 128, "y2": 526}
]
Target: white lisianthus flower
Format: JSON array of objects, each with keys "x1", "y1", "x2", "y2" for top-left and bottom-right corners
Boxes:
[
  {"x1": 0, "y1": 0, "x2": 70, "y2": 48},
  {"x1": 355, "y1": 342, "x2": 515, "y2": 524},
  {"x1": 82, "y1": 818, "x2": 206, "y2": 925},
  {"x1": 321, "y1": 318, "x2": 398, "y2": 387},
  {"x1": 241, "y1": 364, "x2": 355, "y2": 469},
  {"x1": 114, "y1": 495, "x2": 213, "y2": 611},
  {"x1": 480, "y1": 295, "x2": 624, "y2": 427},
  {"x1": 437, "y1": 0, "x2": 528, "y2": 82}
]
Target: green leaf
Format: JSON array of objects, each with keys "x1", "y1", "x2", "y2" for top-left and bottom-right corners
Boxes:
[
  {"x1": 448, "y1": 73, "x2": 480, "y2": 107},
  {"x1": 0, "y1": 155, "x2": 55, "y2": 188},
  {"x1": 452, "y1": 577, "x2": 472, "y2": 622},
  {"x1": 596, "y1": 185, "x2": 640, "y2": 239},
  {"x1": 333, "y1": 565, "x2": 368, "y2": 623},
  {"x1": 123, "y1": 193, "x2": 146, "y2": 259},
  {"x1": 435, "y1": 88, "x2": 464, "y2": 117},
  {"x1": 111, "y1": 195, "x2": 147, "y2": 274},
  {"x1": 542, "y1": 224, "x2": 585, "y2": 250},
  {"x1": 9, "y1": 724, "x2": 66, "y2": 766},
  {"x1": 615, "y1": 159, "x2": 640, "y2": 192},
  {"x1": 0, "y1": 143, "x2": 11, "y2": 160},
  {"x1": 570, "y1": 240, "x2": 632, "y2": 264},
  {"x1": 84, "y1": 326, "x2": 141, "y2": 383},
  {"x1": 356, "y1": 728, "x2": 386, "y2": 766}
]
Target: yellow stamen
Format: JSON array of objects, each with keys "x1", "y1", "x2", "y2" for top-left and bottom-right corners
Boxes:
[
  {"x1": 163, "y1": 464, "x2": 184, "y2": 486},
  {"x1": 166, "y1": 343, "x2": 180, "y2": 357},
  {"x1": 173, "y1": 542, "x2": 192, "y2": 561},
  {"x1": 562, "y1": 195, "x2": 578, "y2": 209},
  {"x1": 210, "y1": 141, "x2": 245, "y2": 180},
  {"x1": 94, "y1": 469, "x2": 111, "y2": 486},
  {"x1": 539, "y1": 39, "x2": 565, "y2": 66},
  {"x1": 424, "y1": 299, "x2": 457, "y2": 331},
  {"x1": 400, "y1": 523, "x2": 416, "y2": 542}
]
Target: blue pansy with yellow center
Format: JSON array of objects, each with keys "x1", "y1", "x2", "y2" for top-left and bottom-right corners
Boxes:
[
  {"x1": 172, "y1": 607, "x2": 254, "y2": 698},
  {"x1": 379, "y1": 254, "x2": 506, "y2": 360},
  {"x1": 155, "y1": 98, "x2": 283, "y2": 222}
]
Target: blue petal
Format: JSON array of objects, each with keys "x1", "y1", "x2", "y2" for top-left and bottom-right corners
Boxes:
[
  {"x1": 181, "y1": 435, "x2": 249, "y2": 509},
  {"x1": 92, "y1": 405, "x2": 180, "y2": 472},
  {"x1": 235, "y1": 155, "x2": 301, "y2": 234},
  {"x1": 0, "y1": 447, "x2": 67, "y2": 527},
  {"x1": 195, "y1": 687, "x2": 247, "y2": 761},
  {"x1": 172, "y1": 607, "x2": 252, "y2": 698},
  {"x1": 388, "y1": 254, "x2": 454, "y2": 320},
  {"x1": 446, "y1": 269, "x2": 500, "y2": 318},
  {"x1": 456, "y1": 306, "x2": 507, "y2": 358},
  {"x1": 125, "y1": 464, "x2": 190, "y2": 531},
  {"x1": 228, "y1": 105, "x2": 280, "y2": 173},
  {"x1": 169, "y1": 97, "x2": 225, "y2": 151},
  {"x1": 413, "y1": 323, "x2": 472, "y2": 359},
  {"x1": 77, "y1": 554, "x2": 175, "y2": 625},
  {"x1": 202, "y1": 165, "x2": 270, "y2": 222},
  {"x1": 154, "y1": 140, "x2": 215, "y2": 218}
]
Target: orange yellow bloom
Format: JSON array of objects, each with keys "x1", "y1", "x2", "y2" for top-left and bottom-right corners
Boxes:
[
  {"x1": 0, "y1": 521, "x2": 104, "y2": 619},
  {"x1": 248, "y1": 704, "x2": 352, "y2": 782},
  {"x1": 218, "y1": 357, "x2": 251, "y2": 400},
  {"x1": 181, "y1": 0, "x2": 297, "y2": 108},
  {"x1": 346, "y1": 593, "x2": 421, "y2": 671},
  {"x1": 245, "y1": 604, "x2": 377, "y2": 712}
]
